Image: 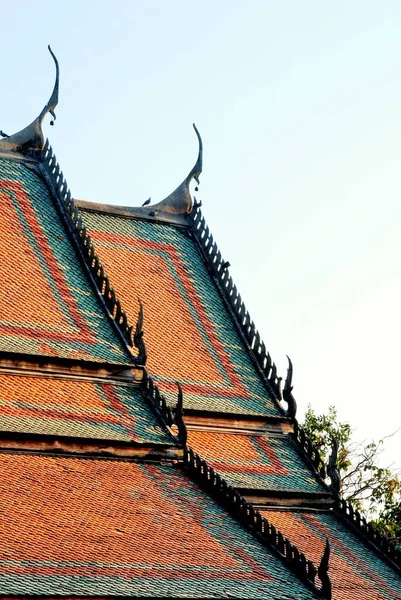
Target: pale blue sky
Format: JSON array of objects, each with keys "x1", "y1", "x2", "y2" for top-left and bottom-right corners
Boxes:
[{"x1": 1, "y1": 1, "x2": 400, "y2": 466}]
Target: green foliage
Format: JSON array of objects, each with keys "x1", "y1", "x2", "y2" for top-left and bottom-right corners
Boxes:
[
  {"x1": 302, "y1": 405, "x2": 401, "y2": 545},
  {"x1": 303, "y1": 405, "x2": 352, "y2": 472},
  {"x1": 371, "y1": 483, "x2": 401, "y2": 548}
]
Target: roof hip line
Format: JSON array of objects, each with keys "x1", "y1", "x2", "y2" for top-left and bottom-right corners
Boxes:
[
  {"x1": 183, "y1": 445, "x2": 332, "y2": 599},
  {"x1": 292, "y1": 420, "x2": 327, "y2": 480},
  {"x1": 189, "y1": 206, "x2": 285, "y2": 406},
  {"x1": 188, "y1": 206, "x2": 339, "y2": 490},
  {"x1": 39, "y1": 140, "x2": 145, "y2": 364},
  {"x1": 335, "y1": 496, "x2": 401, "y2": 571},
  {"x1": 188, "y1": 199, "x2": 401, "y2": 578}
]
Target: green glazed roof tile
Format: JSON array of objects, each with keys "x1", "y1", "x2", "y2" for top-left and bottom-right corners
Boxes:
[
  {"x1": 80, "y1": 210, "x2": 281, "y2": 417},
  {"x1": 0, "y1": 160, "x2": 129, "y2": 364}
]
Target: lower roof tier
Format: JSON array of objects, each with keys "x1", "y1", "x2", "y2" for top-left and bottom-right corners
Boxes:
[
  {"x1": 79, "y1": 209, "x2": 282, "y2": 418},
  {"x1": 188, "y1": 430, "x2": 327, "y2": 495},
  {"x1": 0, "y1": 372, "x2": 170, "y2": 444},
  {"x1": 0, "y1": 159, "x2": 129, "y2": 363},
  {"x1": 261, "y1": 509, "x2": 401, "y2": 600},
  {"x1": 0, "y1": 453, "x2": 319, "y2": 599}
]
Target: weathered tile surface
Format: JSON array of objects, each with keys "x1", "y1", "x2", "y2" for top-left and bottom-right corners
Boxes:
[
  {"x1": 262, "y1": 509, "x2": 401, "y2": 600},
  {"x1": 0, "y1": 372, "x2": 169, "y2": 443},
  {"x1": 81, "y1": 211, "x2": 281, "y2": 416},
  {"x1": 0, "y1": 161, "x2": 129, "y2": 363},
  {"x1": 0, "y1": 455, "x2": 318, "y2": 599}
]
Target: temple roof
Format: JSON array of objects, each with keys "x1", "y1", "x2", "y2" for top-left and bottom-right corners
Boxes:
[
  {"x1": 0, "y1": 453, "x2": 321, "y2": 599},
  {"x1": 0, "y1": 47, "x2": 399, "y2": 600}
]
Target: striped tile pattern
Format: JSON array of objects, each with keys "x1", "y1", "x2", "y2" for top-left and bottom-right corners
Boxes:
[
  {"x1": 0, "y1": 372, "x2": 169, "y2": 443},
  {"x1": 188, "y1": 431, "x2": 326, "y2": 493},
  {"x1": 261, "y1": 509, "x2": 401, "y2": 600},
  {"x1": 0, "y1": 455, "x2": 318, "y2": 599},
  {"x1": 80, "y1": 211, "x2": 281, "y2": 416},
  {"x1": 0, "y1": 160, "x2": 129, "y2": 363}
]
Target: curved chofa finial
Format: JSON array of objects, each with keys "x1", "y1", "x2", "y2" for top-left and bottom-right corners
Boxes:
[
  {"x1": 139, "y1": 123, "x2": 203, "y2": 216},
  {"x1": 133, "y1": 299, "x2": 147, "y2": 365},
  {"x1": 283, "y1": 355, "x2": 297, "y2": 418},
  {"x1": 0, "y1": 45, "x2": 59, "y2": 156},
  {"x1": 174, "y1": 382, "x2": 188, "y2": 445},
  {"x1": 318, "y1": 539, "x2": 332, "y2": 599},
  {"x1": 327, "y1": 437, "x2": 341, "y2": 495}
]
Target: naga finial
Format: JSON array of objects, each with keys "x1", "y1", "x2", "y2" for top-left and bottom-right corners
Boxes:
[
  {"x1": 133, "y1": 299, "x2": 147, "y2": 365},
  {"x1": 186, "y1": 123, "x2": 203, "y2": 186},
  {"x1": 0, "y1": 45, "x2": 59, "y2": 156},
  {"x1": 174, "y1": 382, "x2": 188, "y2": 445},
  {"x1": 318, "y1": 539, "x2": 332, "y2": 599},
  {"x1": 283, "y1": 355, "x2": 297, "y2": 418},
  {"x1": 327, "y1": 437, "x2": 341, "y2": 495},
  {"x1": 135, "y1": 123, "x2": 203, "y2": 216}
]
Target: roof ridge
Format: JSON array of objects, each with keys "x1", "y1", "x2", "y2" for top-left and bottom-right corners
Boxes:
[
  {"x1": 292, "y1": 419, "x2": 327, "y2": 481},
  {"x1": 187, "y1": 207, "x2": 401, "y2": 575},
  {"x1": 335, "y1": 496, "x2": 401, "y2": 572},
  {"x1": 36, "y1": 148, "x2": 189, "y2": 448},
  {"x1": 183, "y1": 445, "x2": 332, "y2": 599},
  {"x1": 187, "y1": 208, "x2": 334, "y2": 485},
  {"x1": 189, "y1": 206, "x2": 286, "y2": 409},
  {"x1": 38, "y1": 141, "x2": 144, "y2": 364}
]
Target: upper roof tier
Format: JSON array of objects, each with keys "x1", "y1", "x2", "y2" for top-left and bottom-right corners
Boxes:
[
  {"x1": 77, "y1": 206, "x2": 283, "y2": 418},
  {"x1": 0, "y1": 47, "x2": 286, "y2": 419}
]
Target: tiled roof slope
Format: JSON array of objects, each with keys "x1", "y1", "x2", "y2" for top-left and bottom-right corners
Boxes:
[
  {"x1": 0, "y1": 159, "x2": 129, "y2": 364},
  {"x1": 0, "y1": 453, "x2": 320, "y2": 599},
  {"x1": 79, "y1": 210, "x2": 281, "y2": 417},
  {"x1": 261, "y1": 509, "x2": 401, "y2": 600},
  {"x1": 0, "y1": 372, "x2": 170, "y2": 443},
  {"x1": 187, "y1": 430, "x2": 327, "y2": 494}
]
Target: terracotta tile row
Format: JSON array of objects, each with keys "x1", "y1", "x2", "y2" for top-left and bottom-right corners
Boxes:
[
  {"x1": 0, "y1": 162, "x2": 129, "y2": 364},
  {"x1": 0, "y1": 454, "x2": 317, "y2": 599},
  {"x1": 188, "y1": 430, "x2": 326, "y2": 493},
  {"x1": 0, "y1": 372, "x2": 169, "y2": 443},
  {"x1": 261, "y1": 509, "x2": 401, "y2": 600},
  {"x1": 81, "y1": 211, "x2": 280, "y2": 417}
]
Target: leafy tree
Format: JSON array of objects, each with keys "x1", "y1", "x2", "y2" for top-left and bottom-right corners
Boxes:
[{"x1": 302, "y1": 405, "x2": 401, "y2": 548}]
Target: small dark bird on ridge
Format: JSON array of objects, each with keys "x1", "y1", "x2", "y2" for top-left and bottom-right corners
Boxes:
[{"x1": 142, "y1": 197, "x2": 151, "y2": 207}]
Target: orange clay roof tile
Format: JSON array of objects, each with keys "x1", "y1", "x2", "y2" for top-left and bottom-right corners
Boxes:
[
  {"x1": 79, "y1": 211, "x2": 281, "y2": 417},
  {"x1": 0, "y1": 372, "x2": 170, "y2": 443},
  {"x1": 261, "y1": 509, "x2": 401, "y2": 600},
  {"x1": 0, "y1": 160, "x2": 129, "y2": 363},
  {"x1": 0, "y1": 454, "x2": 319, "y2": 599},
  {"x1": 187, "y1": 430, "x2": 326, "y2": 493}
]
